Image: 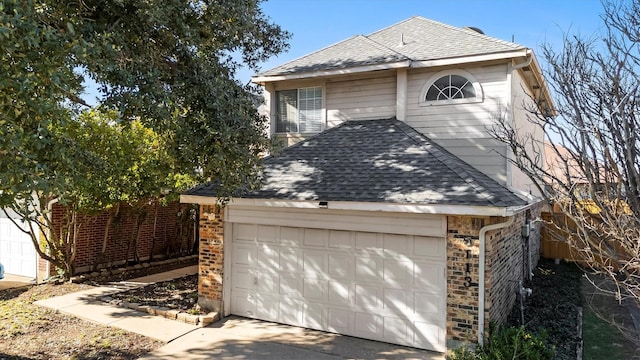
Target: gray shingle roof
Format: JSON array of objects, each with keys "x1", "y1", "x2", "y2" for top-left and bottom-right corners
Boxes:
[
  {"x1": 186, "y1": 119, "x2": 527, "y2": 208},
  {"x1": 259, "y1": 16, "x2": 525, "y2": 77}
]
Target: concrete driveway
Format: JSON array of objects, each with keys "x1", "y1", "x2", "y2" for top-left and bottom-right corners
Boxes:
[
  {"x1": 0, "y1": 274, "x2": 34, "y2": 291},
  {"x1": 139, "y1": 316, "x2": 445, "y2": 360}
]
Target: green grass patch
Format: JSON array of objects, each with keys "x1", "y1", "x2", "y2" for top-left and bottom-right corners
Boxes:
[{"x1": 582, "y1": 308, "x2": 638, "y2": 360}]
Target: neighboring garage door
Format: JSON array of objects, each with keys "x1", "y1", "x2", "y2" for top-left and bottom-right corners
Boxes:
[
  {"x1": 0, "y1": 211, "x2": 37, "y2": 278},
  {"x1": 227, "y1": 207, "x2": 447, "y2": 352}
]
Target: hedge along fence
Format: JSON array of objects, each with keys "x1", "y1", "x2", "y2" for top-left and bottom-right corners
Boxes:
[
  {"x1": 49, "y1": 201, "x2": 198, "y2": 275},
  {"x1": 540, "y1": 210, "x2": 625, "y2": 271}
]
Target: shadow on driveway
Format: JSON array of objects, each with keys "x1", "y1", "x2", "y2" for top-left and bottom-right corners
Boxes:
[{"x1": 140, "y1": 316, "x2": 445, "y2": 360}]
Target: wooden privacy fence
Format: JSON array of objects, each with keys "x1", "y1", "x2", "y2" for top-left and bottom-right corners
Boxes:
[{"x1": 540, "y1": 211, "x2": 624, "y2": 271}]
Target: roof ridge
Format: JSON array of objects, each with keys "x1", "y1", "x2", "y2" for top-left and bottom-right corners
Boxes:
[
  {"x1": 412, "y1": 16, "x2": 524, "y2": 50},
  {"x1": 390, "y1": 120, "x2": 510, "y2": 205}
]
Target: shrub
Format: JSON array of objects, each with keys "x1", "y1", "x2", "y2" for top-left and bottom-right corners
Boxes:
[{"x1": 449, "y1": 325, "x2": 554, "y2": 360}]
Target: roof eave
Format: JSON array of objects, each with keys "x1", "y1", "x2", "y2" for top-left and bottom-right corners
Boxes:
[
  {"x1": 251, "y1": 60, "x2": 411, "y2": 84},
  {"x1": 181, "y1": 195, "x2": 534, "y2": 217}
]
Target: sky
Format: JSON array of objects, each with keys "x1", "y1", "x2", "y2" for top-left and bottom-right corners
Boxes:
[{"x1": 236, "y1": 0, "x2": 608, "y2": 85}]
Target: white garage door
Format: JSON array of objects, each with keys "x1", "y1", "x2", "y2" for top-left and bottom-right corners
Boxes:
[
  {"x1": 228, "y1": 217, "x2": 447, "y2": 352},
  {"x1": 0, "y1": 212, "x2": 38, "y2": 278}
]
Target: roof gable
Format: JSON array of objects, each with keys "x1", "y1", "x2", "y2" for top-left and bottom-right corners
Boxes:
[
  {"x1": 258, "y1": 16, "x2": 525, "y2": 78},
  {"x1": 187, "y1": 119, "x2": 527, "y2": 208}
]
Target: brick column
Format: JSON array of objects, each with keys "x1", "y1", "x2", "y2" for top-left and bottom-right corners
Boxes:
[{"x1": 197, "y1": 205, "x2": 225, "y2": 312}]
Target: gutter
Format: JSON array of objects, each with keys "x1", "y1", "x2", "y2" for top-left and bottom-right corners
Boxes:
[
  {"x1": 180, "y1": 195, "x2": 535, "y2": 217},
  {"x1": 477, "y1": 215, "x2": 515, "y2": 346}
]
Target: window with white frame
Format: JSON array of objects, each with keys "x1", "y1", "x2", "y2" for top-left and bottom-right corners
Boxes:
[
  {"x1": 276, "y1": 87, "x2": 323, "y2": 133},
  {"x1": 420, "y1": 70, "x2": 483, "y2": 105}
]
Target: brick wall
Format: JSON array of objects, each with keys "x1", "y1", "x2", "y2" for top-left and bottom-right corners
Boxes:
[
  {"x1": 197, "y1": 205, "x2": 225, "y2": 312},
  {"x1": 447, "y1": 215, "x2": 486, "y2": 343},
  {"x1": 48, "y1": 201, "x2": 196, "y2": 275},
  {"x1": 446, "y1": 203, "x2": 543, "y2": 346}
]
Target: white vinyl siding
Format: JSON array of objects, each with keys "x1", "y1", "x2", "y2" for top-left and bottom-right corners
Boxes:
[
  {"x1": 406, "y1": 65, "x2": 509, "y2": 184},
  {"x1": 510, "y1": 70, "x2": 544, "y2": 196},
  {"x1": 326, "y1": 74, "x2": 396, "y2": 126}
]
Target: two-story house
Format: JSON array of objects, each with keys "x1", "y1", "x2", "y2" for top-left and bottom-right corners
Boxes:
[{"x1": 182, "y1": 16, "x2": 554, "y2": 353}]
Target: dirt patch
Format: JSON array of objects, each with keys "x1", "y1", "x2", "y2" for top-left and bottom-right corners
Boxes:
[{"x1": 0, "y1": 259, "x2": 197, "y2": 359}]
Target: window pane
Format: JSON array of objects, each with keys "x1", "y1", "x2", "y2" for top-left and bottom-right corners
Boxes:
[
  {"x1": 425, "y1": 74, "x2": 476, "y2": 101},
  {"x1": 298, "y1": 87, "x2": 323, "y2": 133},
  {"x1": 276, "y1": 89, "x2": 298, "y2": 132}
]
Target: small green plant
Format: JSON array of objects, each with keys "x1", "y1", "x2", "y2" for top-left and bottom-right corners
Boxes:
[{"x1": 449, "y1": 324, "x2": 553, "y2": 360}]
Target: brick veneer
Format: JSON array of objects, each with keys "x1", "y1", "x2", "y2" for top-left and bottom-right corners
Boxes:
[
  {"x1": 446, "y1": 203, "x2": 543, "y2": 347},
  {"x1": 197, "y1": 205, "x2": 225, "y2": 312}
]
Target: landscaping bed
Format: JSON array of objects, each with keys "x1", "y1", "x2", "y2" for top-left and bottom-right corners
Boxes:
[{"x1": 506, "y1": 258, "x2": 583, "y2": 360}]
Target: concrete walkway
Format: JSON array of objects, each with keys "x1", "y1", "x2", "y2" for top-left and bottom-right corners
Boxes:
[{"x1": 35, "y1": 265, "x2": 199, "y2": 342}]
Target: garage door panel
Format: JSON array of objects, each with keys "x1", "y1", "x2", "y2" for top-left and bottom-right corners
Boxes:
[
  {"x1": 414, "y1": 292, "x2": 443, "y2": 322},
  {"x1": 257, "y1": 244, "x2": 279, "y2": 269},
  {"x1": 302, "y1": 302, "x2": 326, "y2": 329},
  {"x1": 328, "y1": 254, "x2": 351, "y2": 279},
  {"x1": 231, "y1": 291, "x2": 256, "y2": 317},
  {"x1": 383, "y1": 260, "x2": 412, "y2": 285},
  {"x1": 280, "y1": 227, "x2": 303, "y2": 247},
  {"x1": 328, "y1": 307, "x2": 354, "y2": 334},
  {"x1": 257, "y1": 273, "x2": 278, "y2": 293},
  {"x1": 355, "y1": 257, "x2": 382, "y2": 282},
  {"x1": 230, "y1": 219, "x2": 446, "y2": 352},
  {"x1": 413, "y1": 262, "x2": 445, "y2": 292},
  {"x1": 232, "y1": 267, "x2": 255, "y2": 290},
  {"x1": 355, "y1": 312, "x2": 382, "y2": 338},
  {"x1": 235, "y1": 223, "x2": 257, "y2": 242},
  {"x1": 257, "y1": 225, "x2": 278, "y2": 243},
  {"x1": 280, "y1": 298, "x2": 304, "y2": 325},
  {"x1": 355, "y1": 232, "x2": 380, "y2": 250},
  {"x1": 303, "y1": 278, "x2": 327, "y2": 300},
  {"x1": 234, "y1": 244, "x2": 257, "y2": 266},
  {"x1": 383, "y1": 234, "x2": 411, "y2": 255},
  {"x1": 256, "y1": 295, "x2": 280, "y2": 321},
  {"x1": 383, "y1": 288, "x2": 410, "y2": 314},
  {"x1": 414, "y1": 322, "x2": 446, "y2": 352},
  {"x1": 279, "y1": 276, "x2": 300, "y2": 296},
  {"x1": 355, "y1": 284, "x2": 382, "y2": 309},
  {"x1": 328, "y1": 280, "x2": 351, "y2": 306},
  {"x1": 414, "y1": 236, "x2": 445, "y2": 260},
  {"x1": 383, "y1": 317, "x2": 411, "y2": 344},
  {"x1": 329, "y1": 230, "x2": 353, "y2": 249},
  {"x1": 280, "y1": 248, "x2": 301, "y2": 272},
  {"x1": 302, "y1": 251, "x2": 326, "y2": 278}
]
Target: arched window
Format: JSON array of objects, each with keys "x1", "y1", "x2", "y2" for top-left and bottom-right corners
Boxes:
[{"x1": 420, "y1": 70, "x2": 483, "y2": 105}]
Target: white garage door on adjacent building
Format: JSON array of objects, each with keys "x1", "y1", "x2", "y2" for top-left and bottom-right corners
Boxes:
[
  {"x1": 226, "y1": 207, "x2": 447, "y2": 352},
  {"x1": 0, "y1": 210, "x2": 37, "y2": 278}
]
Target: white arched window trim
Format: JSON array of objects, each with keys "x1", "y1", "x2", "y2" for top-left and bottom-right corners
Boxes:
[{"x1": 419, "y1": 69, "x2": 484, "y2": 106}]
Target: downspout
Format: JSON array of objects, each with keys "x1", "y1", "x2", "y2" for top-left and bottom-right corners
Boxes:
[{"x1": 477, "y1": 216, "x2": 515, "y2": 346}]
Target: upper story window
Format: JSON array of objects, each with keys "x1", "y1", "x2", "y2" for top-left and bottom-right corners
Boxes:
[
  {"x1": 420, "y1": 70, "x2": 483, "y2": 106},
  {"x1": 276, "y1": 87, "x2": 324, "y2": 133}
]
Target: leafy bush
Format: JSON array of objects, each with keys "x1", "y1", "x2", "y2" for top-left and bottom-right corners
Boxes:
[{"x1": 449, "y1": 325, "x2": 554, "y2": 360}]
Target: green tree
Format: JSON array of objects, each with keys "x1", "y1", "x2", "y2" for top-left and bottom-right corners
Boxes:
[{"x1": 0, "y1": 0, "x2": 290, "y2": 278}]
